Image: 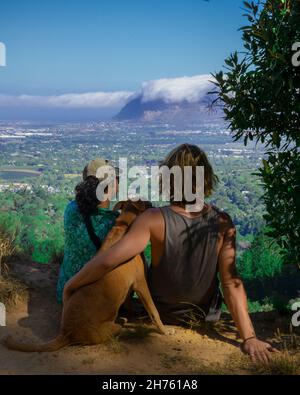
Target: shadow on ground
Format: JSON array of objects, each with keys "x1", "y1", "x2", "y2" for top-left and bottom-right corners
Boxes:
[{"x1": 0, "y1": 260, "x2": 298, "y2": 374}]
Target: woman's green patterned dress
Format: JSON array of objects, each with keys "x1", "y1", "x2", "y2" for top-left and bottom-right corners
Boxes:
[{"x1": 56, "y1": 200, "x2": 119, "y2": 303}]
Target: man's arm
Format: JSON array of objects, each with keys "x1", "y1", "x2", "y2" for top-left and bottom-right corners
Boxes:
[
  {"x1": 63, "y1": 210, "x2": 152, "y2": 303},
  {"x1": 218, "y1": 217, "x2": 279, "y2": 363}
]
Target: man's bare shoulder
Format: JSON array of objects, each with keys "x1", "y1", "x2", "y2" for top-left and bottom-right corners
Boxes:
[
  {"x1": 140, "y1": 207, "x2": 162, "y2": 220},
  {"x1": 131, "y1": 207, "x2": 163, "y2": 236}
]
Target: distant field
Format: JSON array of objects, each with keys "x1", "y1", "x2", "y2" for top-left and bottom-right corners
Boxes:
[
  {"x1": 64, "y1": 173, "x2": 81, "y2": 178},
  {"x1": 0, "y1": 167, "x2": 42, "y2": 181}
]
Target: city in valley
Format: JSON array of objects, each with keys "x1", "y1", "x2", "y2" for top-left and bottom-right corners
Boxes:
[{"x1": 0, "y1": 119, "x2": 266, "y2": 263}]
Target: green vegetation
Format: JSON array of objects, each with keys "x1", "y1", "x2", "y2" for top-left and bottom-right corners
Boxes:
[
  {"x1": 0, "y1": 188, "x2": 67, "y2": 264},
  {"x1": 0, "y1": 119, "x2": 297, "y2": 314},
  {"x1": 214, "y1": 0, "x2": 300, "y2": 264},
  {"x1": 237, "y1": 230, "x2": 283, "y2": 280},
  {"x1": 0, "y1": 159, "x2": 284, "y2": 295},
  {"x1": 210, "y1": 163, "x2": 265, "y2": 235},
  {"x1": 0, "y1": 124, "x2": 269, "y2": 265},
  {"x1": 0, "y1": 221, "x2": 27, "y2": 307},
  {"x1": 0, "y1": 224, "x2": 15, "y2": 276}
]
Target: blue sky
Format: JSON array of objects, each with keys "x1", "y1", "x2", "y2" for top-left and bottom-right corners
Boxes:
[{"x1": 0, "y1": 0, "x2": 245, "y2": 95}]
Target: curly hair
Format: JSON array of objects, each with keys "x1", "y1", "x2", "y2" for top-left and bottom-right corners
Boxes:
[{"x1": 75, "y1": 176, "x2": 101, "y2": 217}]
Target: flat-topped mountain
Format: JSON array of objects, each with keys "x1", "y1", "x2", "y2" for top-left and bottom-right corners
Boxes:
[{"x1": 114, "y1": 75, "x2": 223, "y2": 124}]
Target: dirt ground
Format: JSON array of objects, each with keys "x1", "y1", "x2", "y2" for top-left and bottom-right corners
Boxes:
[{"x1": 0, "y1": 261, "x2": 299, "y2": 375}]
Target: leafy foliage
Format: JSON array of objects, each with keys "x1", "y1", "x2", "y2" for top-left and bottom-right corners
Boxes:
[
  {"x1": 237, "y1": 229, "x2": 283, "y2": 279},
  {"x1": 0, "y1": 188, "x2": 66, "y2": 264},
  {"x1": 213, "y1": 0, "x2": 300, "y2": 264}
]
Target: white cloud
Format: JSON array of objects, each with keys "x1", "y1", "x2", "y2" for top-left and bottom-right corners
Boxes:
[
  {"x1": 140, "y1": 74, "x2": 214, "y2": 104},
  {"x1": 0, "y1": 91, "x2": 135, "y2": 109},
  {"x1": 0, "y1": 74, "x2": 215, "y2": 109}
]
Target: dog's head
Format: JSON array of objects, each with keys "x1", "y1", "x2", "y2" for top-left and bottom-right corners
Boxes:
[{"x1": 113, "y1": 200, "x2": 152, "y2": 226}]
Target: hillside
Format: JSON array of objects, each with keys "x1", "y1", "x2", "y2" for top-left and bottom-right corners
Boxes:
[{"x1": 0, "y1": 261, "x2": 299, "y2": 375}]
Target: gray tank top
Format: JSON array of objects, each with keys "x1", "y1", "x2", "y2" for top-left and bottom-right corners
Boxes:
[{"x1": 148, "y1": 205, "x2": 221, "y2": 324}]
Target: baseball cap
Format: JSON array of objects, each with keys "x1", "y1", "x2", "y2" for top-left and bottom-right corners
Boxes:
[{"x1": 82, "y1": 158, "x2": 120, "y2": 180}]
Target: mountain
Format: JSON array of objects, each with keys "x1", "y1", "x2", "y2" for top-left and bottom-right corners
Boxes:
[{"x1": 114, "y1": 94, "x2": 223, "y2": 124}]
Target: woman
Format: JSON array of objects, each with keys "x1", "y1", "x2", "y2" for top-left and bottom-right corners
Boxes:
[{"x1": 56, "y1": 158, "x2": 119, "y2": 303}]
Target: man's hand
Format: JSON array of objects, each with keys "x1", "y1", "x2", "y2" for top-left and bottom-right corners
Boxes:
[{"x1": 241, "y1": 337, "x2": 279, "y2": 364}]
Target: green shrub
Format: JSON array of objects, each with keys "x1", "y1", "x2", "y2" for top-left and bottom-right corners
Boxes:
[
  {"x1": 238, "y1": 230, "x2": 283, "y2": 280},
  {"x1": 213, "y1": 0, "x2": 300, "y2": 264}
]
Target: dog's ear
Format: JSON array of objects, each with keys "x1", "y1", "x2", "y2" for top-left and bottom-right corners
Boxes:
[{"x1": 113, "y1": 201, "x2": 127, "y2": 211}]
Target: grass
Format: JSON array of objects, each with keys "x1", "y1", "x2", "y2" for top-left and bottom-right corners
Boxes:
[
  {"x1": 105, "y1": 336, "x2": 129, "y2": 354},
  {"x1": 0, "y1": 275, "x2": 27, "y2": 308},
  {"x1": 275, "y1": 326, "x2": 300, "y2": 350},
  {"x1": 163, "y1": 302, "x2": 300, "y2": 375},
  {"x1": 175, "y1": 303, "x2": 207, "y2": 330},
  {"x1": 222, "y1": 300, "x2": 275, "y2": 314},
  {"x1": 0, "y1": 228, "x2": 15, "y2": 277},
  {"x1": 190, "y1": 351, "x2": 300, "y2": 375},
  {"x1": 104, "y1": 323, "x2": 156, "y2": 354},
  {"x1": 0, "y1": 226, "x2": 27, "y2": 308},
  {"x1": 105, "y1": 328, "x2": 300, "y2": 375},
  {"x1": 247, "y1": 299, "x2": 275, "y2": 313},
  {"x1": 251, "y1": 353, "x2": 300, "y2": 375}
]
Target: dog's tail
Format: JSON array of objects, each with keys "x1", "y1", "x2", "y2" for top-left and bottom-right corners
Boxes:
[{"x1": 1, "y1": 334, "x2": 69, "y2": 352}]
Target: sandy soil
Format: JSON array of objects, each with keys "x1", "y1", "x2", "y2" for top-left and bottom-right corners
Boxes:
[{"x1": 0, "y1": 261, "x2": 299, "y2": 375}]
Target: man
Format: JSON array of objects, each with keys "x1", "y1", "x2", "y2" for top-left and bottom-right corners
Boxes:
[{"x1": 63, "y1": 144, "x2": 278, "y2": 363}]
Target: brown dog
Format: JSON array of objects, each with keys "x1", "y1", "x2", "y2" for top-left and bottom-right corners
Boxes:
[{"x1": 2, "y1": 200, "x2": 166, "y2": 352}]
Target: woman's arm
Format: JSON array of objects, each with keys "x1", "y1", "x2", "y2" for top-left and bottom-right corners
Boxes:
[
  {"x1": 63, "y1": 211, "x2": 151, "y2": 304},
  {"x1": 218, "y1": 221, "x2": 279, "y2": 363}
]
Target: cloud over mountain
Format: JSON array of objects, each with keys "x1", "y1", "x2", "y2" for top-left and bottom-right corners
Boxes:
[
  {"x1": 0, "y1": 74, "x2": 218, "y2": 121},
  {"x1": 140, "y1": 74, "x2": 214, "y2": 104},
  {"x1": 0, "y1": 74, "x2": 215, "y2": 109}
]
